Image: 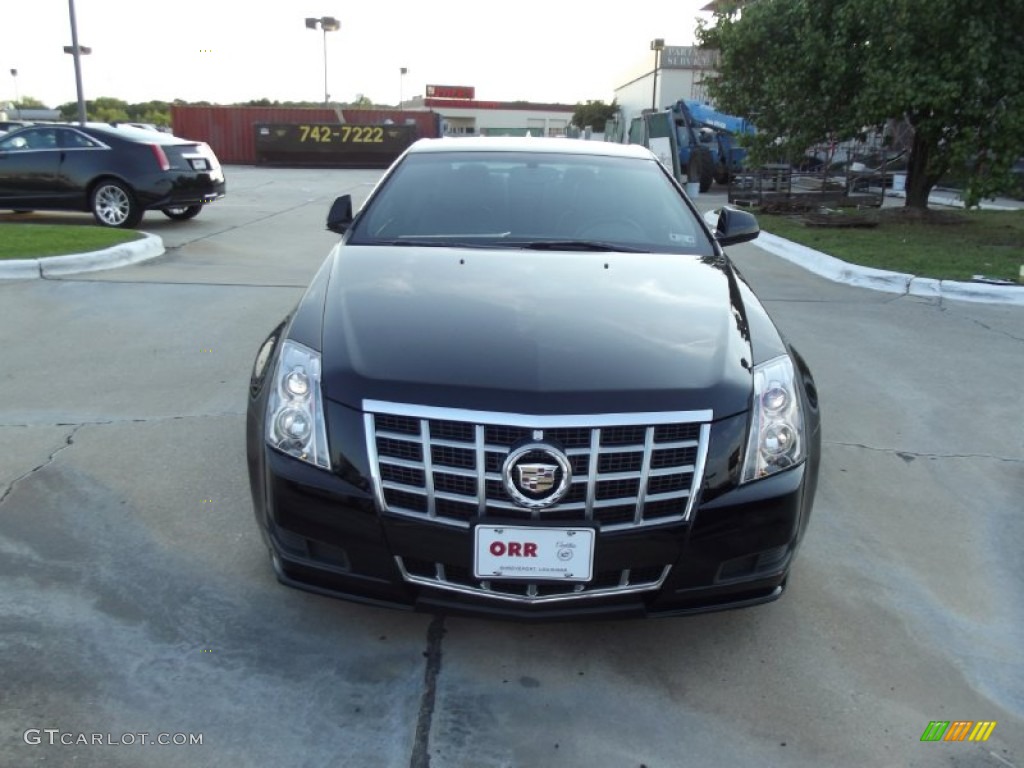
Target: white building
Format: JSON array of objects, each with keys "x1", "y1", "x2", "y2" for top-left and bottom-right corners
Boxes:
[
  {"x1": 404, "y1": 92, "x2": 575, "y2": 138},
  {"x1": 613, "y1": 46, "x2": 720, "y2": 127}
]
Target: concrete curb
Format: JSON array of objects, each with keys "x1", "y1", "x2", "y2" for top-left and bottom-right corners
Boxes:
[
  {"x1": 0, "y1": 232, "x2": 164, "y2": 280},
  {"x1": 704, "y1": 210, "x2": 1024, "y2": 306}
]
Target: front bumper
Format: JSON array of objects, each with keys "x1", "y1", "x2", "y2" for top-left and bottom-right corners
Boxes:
[{"x1": 251, "y1": 444, "x2": 812, "y2": 620}]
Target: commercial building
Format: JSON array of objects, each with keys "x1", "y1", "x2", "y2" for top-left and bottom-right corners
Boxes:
[
  {"x1": 404, "y1": 85, "x2": 575, "y2": 137},
  {"x1": 0, "y1": 106, "x2": 62, "y2": 122},
  {"x1": 613, "y1": 45, "x2": 720, "y2": 125}
]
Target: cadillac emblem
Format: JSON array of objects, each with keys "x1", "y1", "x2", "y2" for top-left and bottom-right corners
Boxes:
[
  {"x1": 517, "y1": 463, "x2": 557, "y2": 493},
  {"x1": 502, "y1": 443, "x2": 572, "y2": 508}
]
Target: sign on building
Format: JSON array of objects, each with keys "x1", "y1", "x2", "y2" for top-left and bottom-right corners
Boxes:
[
  {"x1": 426, "y1": 85, "x2": 476, "y2": 99},
  {"x1": 661, "y1": 47, "x2": 720, "y2": 70}
]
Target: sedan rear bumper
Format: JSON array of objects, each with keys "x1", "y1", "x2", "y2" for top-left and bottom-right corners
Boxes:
[{"x1": 135, "y1": 172, "x2": 226, "y2": 210}]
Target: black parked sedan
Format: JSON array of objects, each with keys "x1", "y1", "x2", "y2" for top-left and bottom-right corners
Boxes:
[
  {"x1": 0, "y1": 123, "x2": 225, "y2": 227},
  {"x1": 246, "y1": 138, "x2": 821, "y2": 620}
]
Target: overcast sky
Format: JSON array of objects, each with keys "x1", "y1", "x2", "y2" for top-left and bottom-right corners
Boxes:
[{"x1": 3, "y1": 0, "x2": 712, "y2": 108}]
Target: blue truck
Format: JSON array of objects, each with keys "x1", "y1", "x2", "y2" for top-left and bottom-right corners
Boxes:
[
  {"x1": 671, "y1": 100, "x2": 754, "y2": 192},
  {"x1": 613, "y1": 101, "x2": 754, "y2": 192}
]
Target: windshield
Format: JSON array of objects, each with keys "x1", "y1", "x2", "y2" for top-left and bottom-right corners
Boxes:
[{"x1": 347, "y1": 150, "x2": 713, "y2": 256}]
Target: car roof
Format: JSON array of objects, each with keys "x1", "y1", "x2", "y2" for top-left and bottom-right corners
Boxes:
[
  {"x1": 78, "y1": 123, "x2": 188, "y2": 144},
  {"x1": 406, "y1": 136, "x2": 656, "y2": 160}
]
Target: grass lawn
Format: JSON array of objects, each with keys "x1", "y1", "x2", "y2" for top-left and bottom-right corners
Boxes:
[
  {"x1": 0, "y1": 223, "x2": 142, "y2": 260},
  {"x1": 757, "y1": 209, "x2": 1024, "y2": 282}
]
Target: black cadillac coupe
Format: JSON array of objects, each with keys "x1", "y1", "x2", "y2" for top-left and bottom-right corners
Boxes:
[
  {"x1": 0, "y1": 123, "x2": 225, "y2": 227},
  {"x1": 246, "y1": 138, "x2": 821, "y2": 620}
]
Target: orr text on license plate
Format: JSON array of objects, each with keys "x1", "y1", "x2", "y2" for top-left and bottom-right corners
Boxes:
[{"x1": 473, "y1": 525, "x2": 595, "y2": 581}]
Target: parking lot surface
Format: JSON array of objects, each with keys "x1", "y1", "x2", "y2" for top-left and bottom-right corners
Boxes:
[{"x1": 1, "y1": 167, "x2": 1021, "y2": 767}]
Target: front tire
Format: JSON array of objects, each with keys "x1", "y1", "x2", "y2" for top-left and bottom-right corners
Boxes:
[
  {"x1": 161, "y1": 205, "x2": 203, "y2": 221},
  {"x1": 91, "y1": 180, "x2": 142, "y2": 228}
]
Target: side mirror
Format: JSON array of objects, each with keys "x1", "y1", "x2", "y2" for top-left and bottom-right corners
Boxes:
[
  {"x1": 326, "y1": 195, "x2": 354, "y2": 234},
  {"x1": 715, "y1": 206, "x2": 760, "y2": 246}
]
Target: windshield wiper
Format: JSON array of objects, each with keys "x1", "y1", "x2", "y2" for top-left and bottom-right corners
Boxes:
[
  {"x1": 517, "y1": 240, "x2": 649, "y2": 253},
  {"x1": 363, "y1": 233, "x2": 515, "y2": 248},
  {"x1": 359, "y1": 237, "x2": 649, "y2": 253},
  {"x1": 366, "y1": 239, "x2": 480, "y2": 248}
]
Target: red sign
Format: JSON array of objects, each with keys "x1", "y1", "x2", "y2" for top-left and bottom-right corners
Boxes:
[{"x1": 426, "y1": 84, "x2": 476, "y2": 100}]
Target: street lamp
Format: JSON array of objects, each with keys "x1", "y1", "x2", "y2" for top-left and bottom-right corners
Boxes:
[
  {"x1": 65, "y1": 0, "x2": 91, "y2": 124},
  {"x1": 305, "y1": 16, "x2": 340, "y2": 106},
  {"x1": 9, "y1": 69, "x2": 19, "y2": 105},
  {"x1": 399, "y1": 67, "x2": 408, "y2": 110},
  {"x1": 650, "y1": 38, "x2": 665, "y2": 110}
]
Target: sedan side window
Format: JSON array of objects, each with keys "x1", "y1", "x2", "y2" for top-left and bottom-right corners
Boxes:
[
  {"x1": 0, "y1": 134, "x2": 29, "y2": 151},
  {"x1": 60, "y1": 129, "x2": 103, "y2": 149},
  {"x1": 4, "y1": 128, "x2": 59, "y2": 150}
]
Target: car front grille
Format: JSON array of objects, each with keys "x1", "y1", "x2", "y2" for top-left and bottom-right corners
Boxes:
[
  {"x1": 396, "y1": 557, "x2": 672, "y2": 604},
  {"x1": 364, "y1": 400, "x2": 712, "y2": 531}
]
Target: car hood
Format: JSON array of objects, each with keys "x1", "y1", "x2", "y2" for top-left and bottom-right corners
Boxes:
[{"x1": 320, "y1": 245, "x2": 756, "y2": 418}]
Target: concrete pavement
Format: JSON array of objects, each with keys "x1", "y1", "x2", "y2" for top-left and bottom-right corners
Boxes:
[
  {"x1": 6, "y1": 177, "x2": 1021, "y2": 309},
  {"x1": 1, "y1": 167, "x2": 1021, "y2": 768}
]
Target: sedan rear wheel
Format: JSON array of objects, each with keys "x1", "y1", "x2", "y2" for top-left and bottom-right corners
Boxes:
[
  {"x1": 91, "y1": 180, "x2": 142, "y2": 228},
  {"x1": 161, "y1": 205, "x2": 203, "y2": 221}
]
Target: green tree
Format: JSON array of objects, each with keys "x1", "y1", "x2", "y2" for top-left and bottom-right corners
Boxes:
[
  {"x1": 139, "y1": 109, "x2": 170, "y2": 127},
  {"x1": 14, "y1": 95, "x2": 47, "y2": 108},
  {"x1": 83, "y1": 96, "x2": 130, "y2": 123},
  {"x1": 571, "y1": 100, "x2": 619, "y2": 132},
  {"x1": 699, "y1": 0, "x2": 1024, "y2": 208}
]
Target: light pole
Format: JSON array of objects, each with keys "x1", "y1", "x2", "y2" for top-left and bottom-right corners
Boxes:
[
  {"x1": 650, "y1": 38, "x2": 665, "y2": 111},
  {"x1": 9, "y1": 69, "x2": 18, "y2": 105},
  {"x1": 65, "y1": 0, "x2": 91, "y2": 124},
  {"x1": 399, "y1": 67, "x2": 407, "y2": 110},
  {"x1": 305, "y1": 16, "x2": 340, "y2": 106}
]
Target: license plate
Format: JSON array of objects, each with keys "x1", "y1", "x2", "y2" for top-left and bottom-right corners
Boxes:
[
  {"x1": 473, "y1": 525, "x2": 595, "y2": 581},
  {"x1": 190, "y1": 158, "x2": 209, "y2": 170}
]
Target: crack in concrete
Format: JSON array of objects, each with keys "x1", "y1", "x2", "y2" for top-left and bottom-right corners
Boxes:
[
  {"x1": 826, "y1": 440, "x2": 1023, "y2": 464},
  {"x1": 0, "y1": 412, "x2": 244, "y2": 429},
  {"x1": 923, "y1": 304, "x2": 1024, "y2": 343},
  {"x1": 0, "y1": 425, "x2": 81, "y2": 507},
  {"x1": 962, "y1": 315, "x2": 1024, "y2": 345},
  {"x1": 410, "y1": 614, "x2": 446, "y2": 768}
]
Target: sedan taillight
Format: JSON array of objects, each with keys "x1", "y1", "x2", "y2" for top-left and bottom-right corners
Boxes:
[{"x1": 149, "y1": 144, "x2": 170, "y2": 171}]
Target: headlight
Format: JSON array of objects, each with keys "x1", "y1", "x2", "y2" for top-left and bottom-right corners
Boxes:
[
  {"x1": 265, "y1": 340, "x2": 330, "y2": 469},
  {"x1": 741, "y1": 355, "x2": 805, "y2": 483}
]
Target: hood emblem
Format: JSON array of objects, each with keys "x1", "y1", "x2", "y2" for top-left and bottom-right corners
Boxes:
[{"x1": 502, "y1": 443, "x2": 572, "y2": 509}]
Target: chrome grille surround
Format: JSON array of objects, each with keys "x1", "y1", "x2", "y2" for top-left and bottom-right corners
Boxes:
[
  {"x1": 364, "y1": 400, "x2": 713, "y2": 532},
  {"x1": 396, "y1": 557, "x2": 673, "y2": 604}
]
